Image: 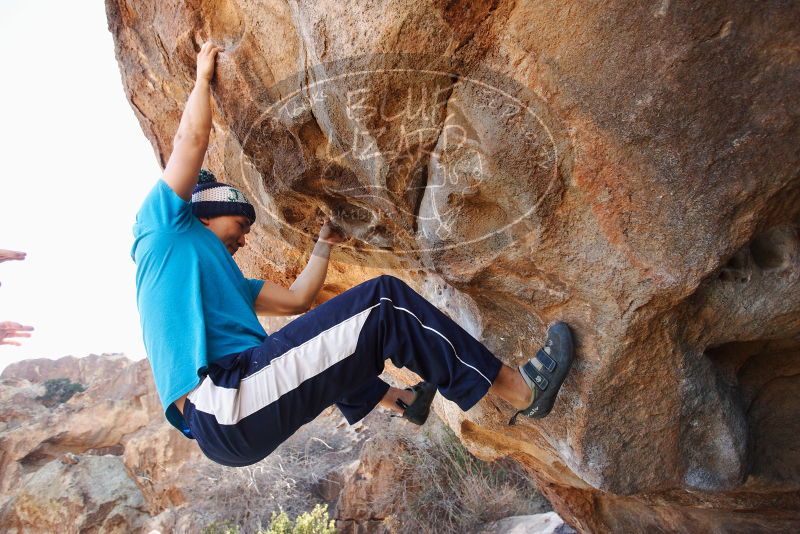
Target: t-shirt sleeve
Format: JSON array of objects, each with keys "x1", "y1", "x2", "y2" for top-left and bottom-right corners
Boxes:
[
  {"x1": 134, "y1": 179, "x2": 194, "y2": 233},
  {"x1": 247, "y1": 278, "x2": 265, "y2": 304}
]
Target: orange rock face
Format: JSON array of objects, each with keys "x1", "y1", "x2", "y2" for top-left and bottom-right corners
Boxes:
[{"x1": 105, "y1": 1, "x2": 800, "y2": 532}]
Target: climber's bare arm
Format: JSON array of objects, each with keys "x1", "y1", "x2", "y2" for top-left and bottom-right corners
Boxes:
[
  {"x1": 163, "y1": 42, "x2": 221, "y2": 201},
  {"x1": 254, "y1": 220, "x2": 347, "y2": 316},
  {"x1": 254, "y1": 281, "x2": 313, "y2": 316}
]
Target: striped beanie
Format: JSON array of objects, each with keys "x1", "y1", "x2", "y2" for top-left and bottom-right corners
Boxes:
[{"x1": 191, "y1": 169, "x2": 256, "y2": 224}]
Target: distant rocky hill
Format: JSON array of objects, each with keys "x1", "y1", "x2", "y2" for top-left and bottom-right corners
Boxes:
[{"x1": 1, "y1": 353, "x2": 131, "y2": 385}]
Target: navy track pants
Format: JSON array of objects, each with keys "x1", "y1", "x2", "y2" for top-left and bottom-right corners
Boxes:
[{"x1": 183, "y1": 274, "x2": 502, "y2": 467}]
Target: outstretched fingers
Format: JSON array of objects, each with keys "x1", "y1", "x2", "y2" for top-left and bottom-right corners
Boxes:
[
  {"x1": 0, "y1": 249, "x2": 26, "y2": 263},
  {"x1": 0, "y1": 322, "x2": 34, "y2": 346}
]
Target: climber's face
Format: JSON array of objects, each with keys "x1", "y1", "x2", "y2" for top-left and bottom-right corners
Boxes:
[{"x1": 199, "y1": 215, "x2": 251, "y2": 255}]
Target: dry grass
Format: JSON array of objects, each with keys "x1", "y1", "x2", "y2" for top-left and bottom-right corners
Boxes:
[
  {"x1": 188, "y1": 405, "x2": 549, "y2": 533},
  {"x1": 377, "y1": 420, "x2": 548, "y2": 534},
  {"x1": 190, "y1": 408, "x2": 363, "y2": 533}
]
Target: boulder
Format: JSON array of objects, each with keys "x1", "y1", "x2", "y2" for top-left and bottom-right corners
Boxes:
[
  {"x1": 0, "y1": 455, "x2": 150, "y2": 533},
  {"x1": 105, "y1": 1, "x2": 800, "y2": 531},
  {"x1": 478, "y1": 512, "x2": 577, "y2": 534}
]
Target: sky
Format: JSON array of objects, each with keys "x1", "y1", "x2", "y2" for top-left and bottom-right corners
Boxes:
[{"x1": 0, "y1": 1, "x2": 160, "y2": 372}]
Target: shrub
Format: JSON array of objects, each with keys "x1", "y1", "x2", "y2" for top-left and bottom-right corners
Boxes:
[
  {"x1": 203, "y1": 505, "x2": 336, "y2": 534},
  {"x1": 263, "y1": 504, "x2": 336, "y2": 534},
  {"x1": 378, "y1": 422, "x2": 547, "y2": 533},
  {"x1": 202, "y1": 520, "x2": 241, "y2": 534},
  {"x1": 36, "y1": 378, "x2": 86, "y2": 407}
]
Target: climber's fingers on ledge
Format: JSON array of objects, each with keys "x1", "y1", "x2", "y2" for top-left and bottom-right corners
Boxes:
[
  {"x1": 196, "y1": 42, "x2": 222, "y2": 81},
  {"x1": 199, "y1": 42, "x2": 221, "y2": 57}
]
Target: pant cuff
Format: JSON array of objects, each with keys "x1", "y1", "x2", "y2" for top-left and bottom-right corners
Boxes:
[{"x1": 452, "y1": 356, "x2": 503, "y2": 411}]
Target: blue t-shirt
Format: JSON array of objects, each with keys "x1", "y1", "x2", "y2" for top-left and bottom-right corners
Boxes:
[{"x1": 131, "y1": 179, "x2": 266, "y2": 436}]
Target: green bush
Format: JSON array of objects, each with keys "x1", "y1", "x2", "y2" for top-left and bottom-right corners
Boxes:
[
  {"x1": 202, "y1": 520, "x2": 240, "y2": 534},
  {"x1": 36, "y1": 378, "x2": 86, "y2": 407},
  {"x1": 263, "y1": 504, "x2": 336, "y2": 534},
  {"x1": 204, "y1": 505, "x2": 336, "y2": 534}
]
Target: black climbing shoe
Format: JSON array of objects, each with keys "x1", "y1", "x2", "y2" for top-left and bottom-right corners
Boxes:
[
  {"x1": 509, "y1": 322, "x2": 575, "y2": 425},
  {"x1": 396, "y1": 381, "x2": 437, "y2": 425}
]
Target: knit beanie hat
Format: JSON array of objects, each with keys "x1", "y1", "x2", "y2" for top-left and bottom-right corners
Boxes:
[{"x1": 191, "y1": 169, "x2": 256, "y2": 224}]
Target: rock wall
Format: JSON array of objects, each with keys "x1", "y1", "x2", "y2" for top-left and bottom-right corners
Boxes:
[{"x1": 105, "y1": 1, "x2": 800, "y2": 532}]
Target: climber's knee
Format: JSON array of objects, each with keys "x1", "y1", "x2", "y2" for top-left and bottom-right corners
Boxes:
[{"x1": 376, "y1": 273, "x2": 403, "y2": 286}]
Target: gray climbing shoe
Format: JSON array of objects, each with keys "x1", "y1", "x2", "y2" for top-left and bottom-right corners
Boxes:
[
  {"x1": 509, "y1": 322, "x2": 575, "y2": 425},
  {"x1": 396, "y1": 381, "x2": 437, "y2": 425}
]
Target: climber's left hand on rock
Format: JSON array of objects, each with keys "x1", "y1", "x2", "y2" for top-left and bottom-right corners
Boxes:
[{"x1": 317, "y1": 218, "x2": 347, "y2": 245}]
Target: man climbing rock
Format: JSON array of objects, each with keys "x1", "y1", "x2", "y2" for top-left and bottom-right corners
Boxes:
[{"x1": 132, "y1": 42, "x2": 576, "y2": 467}]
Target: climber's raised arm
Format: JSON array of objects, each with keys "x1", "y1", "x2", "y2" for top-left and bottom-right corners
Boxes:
[{"x1": 163, "y1": 42, "x2": 221, "y2": 201}]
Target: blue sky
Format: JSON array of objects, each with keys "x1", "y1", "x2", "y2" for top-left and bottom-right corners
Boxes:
[{"x1": 0, "y1": 1, "x2": 160, "y2": 371}]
